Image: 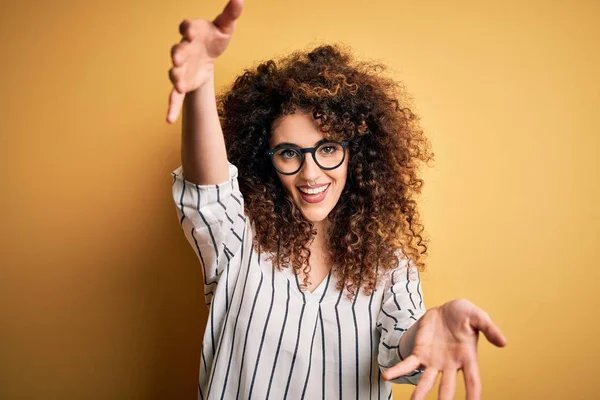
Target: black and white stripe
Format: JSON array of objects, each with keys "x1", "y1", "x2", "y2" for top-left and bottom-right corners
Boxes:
[{"x1": 171, "y1": 164, "x2": 425, "y2": 399}]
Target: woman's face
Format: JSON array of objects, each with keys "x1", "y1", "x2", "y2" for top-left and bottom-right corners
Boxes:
[{"x1": 269, "y1": 110, "x2": 349, "y2": 226}]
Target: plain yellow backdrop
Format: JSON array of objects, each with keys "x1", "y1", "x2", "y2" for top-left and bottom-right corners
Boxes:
[{"x1": 1, "y1": 0, "x2": 598, "y2": 398}]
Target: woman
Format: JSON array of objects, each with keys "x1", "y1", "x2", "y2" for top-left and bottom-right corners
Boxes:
[{"x1": 167, "y1": 1, "x2": 507, "y2": 399}]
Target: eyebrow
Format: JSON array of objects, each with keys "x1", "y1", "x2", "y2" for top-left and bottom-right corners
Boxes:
[{"x1": 271, "y1": 138, "x2": 329, "y2": 149}]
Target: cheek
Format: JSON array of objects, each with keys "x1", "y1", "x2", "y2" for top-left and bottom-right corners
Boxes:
[
  {"x1": 337, "y1": 175, "x2": 348, "y2": 192},
  {"x1": 335, "y1": 163, "x2": 349, "y2": 187}
]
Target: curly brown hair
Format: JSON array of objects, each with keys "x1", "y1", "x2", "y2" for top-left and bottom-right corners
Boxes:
[{"x1": 218, "y1": 43, "x2": 433, "y2": 299}]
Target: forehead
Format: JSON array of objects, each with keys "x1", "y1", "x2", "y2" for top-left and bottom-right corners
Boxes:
[{"x1": 270, "y1": 110, "x2": 325, "y2": 147}]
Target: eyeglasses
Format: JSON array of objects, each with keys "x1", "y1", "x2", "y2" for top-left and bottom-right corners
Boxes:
[{"x1": 266, "y1": 139, "x2": 350, "y2": 175}]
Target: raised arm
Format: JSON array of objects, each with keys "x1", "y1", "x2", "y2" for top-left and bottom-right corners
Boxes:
[
  {"x1": 167, "y1": 0, "x2": 244, "y2": 185},
  {"x1": 168, "y1": 0, "x2": 248, "y2": 306}
]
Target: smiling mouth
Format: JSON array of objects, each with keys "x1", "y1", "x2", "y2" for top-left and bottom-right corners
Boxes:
[
  {"x1": 297, "y1": 183, "x2": 330, "y2": 195},
  {"x1": 296, "y1": 183, "x2": 330, "y2": 204}
]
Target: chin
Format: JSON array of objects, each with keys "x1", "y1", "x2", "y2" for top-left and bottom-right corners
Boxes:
[
  {"x1": 295, "y1": 203, "x2": 333, "y2": 224},
  {"x1": 301, "y1": 210, "x2": 329, "y2": 224}
]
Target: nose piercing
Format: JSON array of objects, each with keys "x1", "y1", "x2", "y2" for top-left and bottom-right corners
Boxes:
[{"x1": 307, "y1": 179, "x2": 317, "y2": 187}]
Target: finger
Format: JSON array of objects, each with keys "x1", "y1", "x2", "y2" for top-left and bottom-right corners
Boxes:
[
  {"x1": 481, "y1": 322, "x2": 507, "y2": 347},
  {"x1": 410, "y1": 368, "x2": 438, "y2": 400},
  {"x1": 381, "y1": 354, "x2": 421, "y2": 380},
  {"x1": 472, "y1": 310, "x2": 507, "y2": 347},
  {"x1": 168, "y1": 67, "x2": 188, "y2": 93},
  {"x1": 167, "y1": 87, "x2": 185, "y2": 123},
  {"x1": 438, "y1": 368, "x2": 458, "y2": 400},
  {"x1": 213, "y1": 0, "x2": 244, "y2": 34},
  {"x1": 463, "y1": 360, "x2": 482, "y2": 400},
  {"x1": 178, "y1": 19, "x2": 196, "y2": 41},
  {"x1": 168, "y1": 67, "x2": 179, "y2": 87},
  {"x1": 179, "y1": 19, "x2": 190, "y2": 36},
  {"x1": 171, "y1": 41, "x2": 190, "y2": 67}
]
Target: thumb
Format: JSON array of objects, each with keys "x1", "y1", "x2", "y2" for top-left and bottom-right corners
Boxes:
[
  {"x1": 213, "y1": 0, "x2": 244, "y2": 35},
  {"x1": 166, "y1": 88, "x2": 185, "y2": 124},
  {"x1": 471, "y1": 310, "x2": 507, "y2": 348}
]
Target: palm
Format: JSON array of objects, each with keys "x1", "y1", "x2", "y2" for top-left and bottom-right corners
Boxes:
[
  {"x1": 179, "y1": 19, "x2": 232, "y2": 89},
  {"x1": 386, "y1": 299, "x2": 506, "y2": 400},
  {"x1": 203, "y1": 18, "x2": 236, "y2": 59}
]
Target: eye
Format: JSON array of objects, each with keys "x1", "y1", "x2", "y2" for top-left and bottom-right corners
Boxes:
[
  {"x1": 318, "y1": 143, "x2": 341, "y2": 155},
  {"x1": 277, "y1": 148, "x2": 300, "y2": 159}
]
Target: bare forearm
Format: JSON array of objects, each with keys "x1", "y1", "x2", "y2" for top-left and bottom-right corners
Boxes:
[{"x1": 181, "y1": 74, "x2": 230, "y2": 185}]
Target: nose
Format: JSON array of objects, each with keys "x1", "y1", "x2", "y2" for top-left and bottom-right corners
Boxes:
[{"x1": 299, "y1": 152, "x2": 322, "y2": 182}]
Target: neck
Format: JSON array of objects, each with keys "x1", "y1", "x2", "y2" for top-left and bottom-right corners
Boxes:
[{"x1": 311, "y1": 219, "x2": 329, "y2": 250}]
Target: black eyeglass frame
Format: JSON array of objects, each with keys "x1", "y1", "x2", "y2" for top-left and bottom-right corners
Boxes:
[{"x1": 265, "y1": 139, "x2": 350, "y2": 175}]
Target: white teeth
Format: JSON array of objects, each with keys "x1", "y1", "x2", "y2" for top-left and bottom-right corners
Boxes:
[{"x1": 298, "y1": 184, "x2": 329, "y2": 195}]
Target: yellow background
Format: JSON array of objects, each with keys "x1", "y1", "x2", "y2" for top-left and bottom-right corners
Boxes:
[{"x1": 1, "y1": 0, "x2": 598, "y2": 398}]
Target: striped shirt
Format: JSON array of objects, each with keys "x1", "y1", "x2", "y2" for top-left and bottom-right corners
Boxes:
[{"x1": 171, "y1": 163, "x2": 425, "y2": 400}]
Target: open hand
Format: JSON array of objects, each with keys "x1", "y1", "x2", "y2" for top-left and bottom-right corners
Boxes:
[
  {"x1": 382, "y1": 298, "x2": 507, "y2": 400},
  {"x1": 166, "y1": 0, "x2": 244, "y2": 123}
]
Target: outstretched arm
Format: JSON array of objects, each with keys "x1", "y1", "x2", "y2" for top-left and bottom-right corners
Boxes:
[{"x1": 168, "y1": 0, "x2": 248, "y2": 305}]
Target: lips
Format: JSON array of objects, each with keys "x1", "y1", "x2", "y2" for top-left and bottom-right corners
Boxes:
[{"x1": 297, "y1": 183, "x2": 330, "y2": 204}]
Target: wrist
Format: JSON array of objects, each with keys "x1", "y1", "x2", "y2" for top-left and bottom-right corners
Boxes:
[
  {"x1": 398, "y1": 315, "x2": 422, "y2": 360},
  {"x1": 190, "y1": 73, "x2": 215, "y2": 96},
  {"x1": 184, "y1": 77, "x2": 216, "y2": 111}
]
